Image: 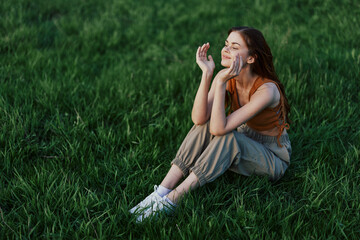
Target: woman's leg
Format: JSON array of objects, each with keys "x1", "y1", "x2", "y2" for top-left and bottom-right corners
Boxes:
[
  {"x1": 187, "y1": 130, "x2": 244, "y2": 187},
  {"x1": 166, "y1": 172, "x2": 199, "y2": 204},
  {"x1": 130, "y1": 122, "x2": 211, "y2": 218},
  {"x1": 132, "y1": 128, "x2": 287, "y2": 222},
  {"x1": 159, "y1": 122, "x2": 212, "y2": 192},
  {"x1": 170, "y1": 122, "x2": 213, "y2": 177},
  {"x1": 166, "y1": 129, "x2": 290, "y2": 204},
  {"x1": 166, "y1": 131, "x2": 242, "y2": 203},
  {"x1": 160, "y1": 164, "x2": 184, "y2": 190}
]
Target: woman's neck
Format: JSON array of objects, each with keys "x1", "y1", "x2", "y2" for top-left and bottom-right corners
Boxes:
[{"x1": 234, "y1": 67, "x2": 259, "y2": 91}]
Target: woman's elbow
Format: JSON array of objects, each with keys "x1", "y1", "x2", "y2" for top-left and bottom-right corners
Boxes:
[
  {"x1": 193, "y1": 120, "x2": 206, "y2": 125},
  {"x1": 191, "y1": 116, "x2": 208, "y2": 126},
  {"x1": 209, "y1": 126, "x2": 225, "y2": 136}
]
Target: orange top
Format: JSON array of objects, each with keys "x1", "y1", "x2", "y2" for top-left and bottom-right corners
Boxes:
[{"x1": 226, "y1": 77, "x2": 290, "y2": 147}]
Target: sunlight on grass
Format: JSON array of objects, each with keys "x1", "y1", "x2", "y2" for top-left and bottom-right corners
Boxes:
[{"x1": 1, "y1": 0, "x2": 359, "y2": 238}]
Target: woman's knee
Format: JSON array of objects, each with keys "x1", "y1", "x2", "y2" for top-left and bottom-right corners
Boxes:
[
  {"x1": 191, "y1": 121, "x2": 211, "y2": 135},
  {"x1": 194, "y1": 120, "x2": 210, "y2": 129}
]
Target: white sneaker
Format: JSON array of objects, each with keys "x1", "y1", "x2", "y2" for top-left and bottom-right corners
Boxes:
[
  {"x1": 129, "y1": 185, "x2": 176, "y2": 223},
  {"x1": 129, "y1": 185, "x2": 162, "y2": 214},
  {"x1": 134, "y1": 195, "x2": 176, "y2": 223}
]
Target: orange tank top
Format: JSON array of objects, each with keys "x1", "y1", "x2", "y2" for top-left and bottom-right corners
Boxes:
[{"x1": 226, "y1": 77, "x2": 290, "y2": 147}]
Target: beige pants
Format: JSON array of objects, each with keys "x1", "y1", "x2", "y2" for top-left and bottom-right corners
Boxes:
[{"x1": 171, "y1": 122, "x2": 291, "y2": 186}]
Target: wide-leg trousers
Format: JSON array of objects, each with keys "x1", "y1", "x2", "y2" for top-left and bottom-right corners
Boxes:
[{"x1": 171, "y1": 122, "x2": 291, "y2": 186}]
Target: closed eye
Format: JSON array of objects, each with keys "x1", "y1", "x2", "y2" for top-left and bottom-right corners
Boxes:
[
  {"x1": 225, "y1": 40, "x2": 241, "y2": 50},
  {"x1": 224, "y1": 44, "x2": 239, "y2": 50}
]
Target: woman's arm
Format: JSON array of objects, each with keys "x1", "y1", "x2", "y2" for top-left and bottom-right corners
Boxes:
[
  {"x1": 191, "y1": 43, "x2": 215, "y2": 125},
  {"x1": 209, "y1": 54, "x2": 278, "y2": 135},
  {"x1": 210, "y1": 81, "x2": 277, "y2": 135},
  {"x1": 191, "y1": 71, "x2": 214, "y2": 125}
]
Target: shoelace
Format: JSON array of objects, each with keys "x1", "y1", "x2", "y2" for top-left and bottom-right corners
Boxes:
[
  {"x1": 137, "y1": 185, "x2": 159, "y2": 208},
  {"x1": 153, "y1": 197, "x2": 175, "y2": 213},
  {"x1": 152, "y1": 199, "x2": 164, "y2": 211}
]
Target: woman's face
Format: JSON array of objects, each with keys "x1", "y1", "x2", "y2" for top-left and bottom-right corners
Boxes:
[{"x1": 221, "y1": 31, "x2": 250, "y2": 68}]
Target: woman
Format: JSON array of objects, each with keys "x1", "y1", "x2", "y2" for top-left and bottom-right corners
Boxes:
[{"x1": 129, "y1": 26, "x2": 291, "y2": 222}]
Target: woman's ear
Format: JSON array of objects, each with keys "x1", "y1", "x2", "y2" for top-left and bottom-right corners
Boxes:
[{"x1": 247, "y1": 54, "x2": 257, "y2": 64}]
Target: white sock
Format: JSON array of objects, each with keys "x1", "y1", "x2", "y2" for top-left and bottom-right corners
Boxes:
[
  {"x1": 156, "y1": 185, "x2": 172, "y2": 197},
  {"x1": 164, "y1": 196, "x2": 177, "y2": 207}
]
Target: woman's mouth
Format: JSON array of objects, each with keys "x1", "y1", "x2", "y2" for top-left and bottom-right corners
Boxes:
[{"x1": 222, "y1": 55, "x2": 231, "y2": 59}]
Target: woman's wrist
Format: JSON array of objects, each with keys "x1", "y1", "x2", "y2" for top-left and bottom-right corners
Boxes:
[
  {"x1": 202, "y1": 70, "x2": 213, "y2": 80},
  {"x1": 214, "y1": 75, "x2": 227, "y2": 86},
  {"x1": 216, "y1": 80, "x2": 227, "y2": 89}
]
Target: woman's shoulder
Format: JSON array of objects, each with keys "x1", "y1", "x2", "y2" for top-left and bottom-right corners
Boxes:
[
  {"x1": 253, "y1": 81, "x2": 278, "y2": 97},
  {"x1": 260, "y1": 77, "x2": 277, "y2": 85},
  {"x1": 251, "y1": 77, "x2": 277, "y2": 95},
  {"x1": 260, "y1": 81, "x2": 279, "y2": 92},
  {"x1": 252, "y1": 79, "x2": 280, "y2": 107}
]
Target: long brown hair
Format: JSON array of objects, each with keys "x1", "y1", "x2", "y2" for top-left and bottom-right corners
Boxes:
[{"x1": 228, "y1": 26, "x2": 291, "y2": 124}]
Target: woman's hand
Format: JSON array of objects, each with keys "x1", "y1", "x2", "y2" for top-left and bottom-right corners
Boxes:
[
  {"x1": 196, "y1": 43, "x2": 215, "y2": 74},
  {"x1": 215, "y1": 54, "x2": 244, "y2": 84}
]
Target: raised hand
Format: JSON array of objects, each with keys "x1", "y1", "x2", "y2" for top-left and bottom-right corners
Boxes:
[
  {"x1": 196, "y1": 43, "x2": 215, "y2": 74},
  {"x1": 215, "y1": 53, "x2": 244, "y2": 83}
]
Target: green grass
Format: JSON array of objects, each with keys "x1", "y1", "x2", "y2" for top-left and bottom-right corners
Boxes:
[{"x1": 1, "y1": 0, "x2": 359, "y2": 238}]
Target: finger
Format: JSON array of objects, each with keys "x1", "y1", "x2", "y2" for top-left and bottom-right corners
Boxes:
[
  {"x1": 200, "y1": 44, "x2": 206, "y2": 57},
  {"x1": 196, "y1": 46, "x2": 201, "y2": 59},
  {"x1": 201, "y1": 44, "x2": 207, "y2": 57},
  {"x1": 239, "y1": 56, "x2": 244, "y2": 70},
  {"x1": 229, "y1": 58, "x2": 235, "y2": 73},
  {"x1": 238, "y1": 55, "x2": 243, "y2": 71},
  {"x1": 237, "y1": 55, "x2": 241, "y2": 75},
  {"x1": 231, "y1": 55, "x2": 237, "y2": 71},
  {"x1": 202, "y1": 43, "x2": 207, "y2": 50},
  {"x1": 208, "y1": 55, "x2": 213, "y2": 62},
  {"x1": 232, "y1": 54, "x2": 238, "y2": 70},
  {"x1": 235, "y1": 54, "x2": 240, "y2": 73},
  {"x1": 204, "y1": 42, "x2": 210, "y2": 51},
  {"x1": 204, "y1": 43, "x2": 209, "y2": 55},
  {"x1": 205, "y1": 42, "x2": 210, "y2": 52},
  {"x1": 198, "y1": 46, "x2": 204, "y2": 60},
  {"x1": 236, "y1": 54, "x2": 241, "y2": 71},
  {"x1": 203, "y1": 44, "x2": 208, "y2": 55},
  {"x1": 231, "y1": 55, "x2": 239, "y2": 76},
  {"x1": 204, "y1": 42, "x2": 209, "y2": 52}
]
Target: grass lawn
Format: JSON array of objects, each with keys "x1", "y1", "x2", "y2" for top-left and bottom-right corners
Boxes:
[{"x1": 1, "y1": 0, "x2": 359, "y2": 239}]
